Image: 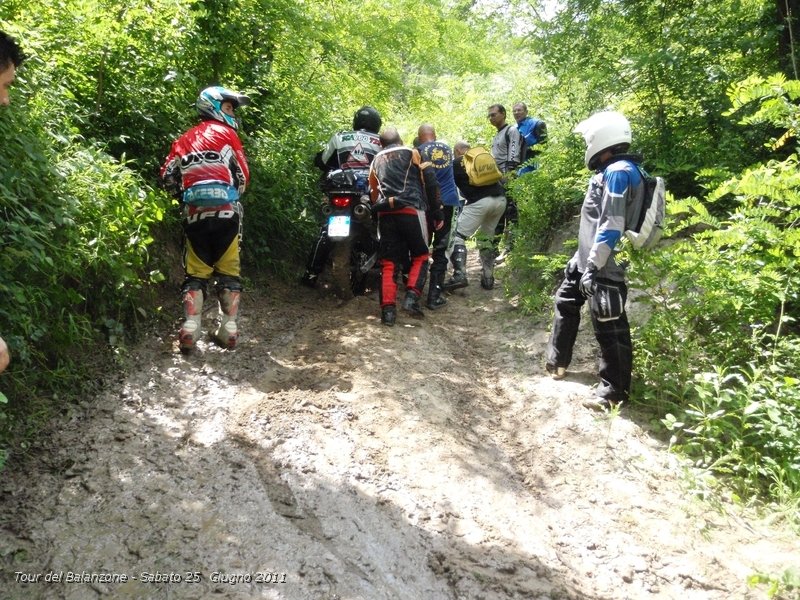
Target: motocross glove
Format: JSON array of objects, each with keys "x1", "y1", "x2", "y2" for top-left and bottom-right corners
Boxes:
[{"x1": 578, "y1": 263, "x2": 599, "y2": 298}]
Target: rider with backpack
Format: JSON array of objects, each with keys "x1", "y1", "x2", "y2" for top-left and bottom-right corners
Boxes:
[
  {"x1": 444, "y1": 142, "x2": 507, "y2": 292},
  {"x1": 545, "y1": 110, "x2": 647, "y2": 410}
]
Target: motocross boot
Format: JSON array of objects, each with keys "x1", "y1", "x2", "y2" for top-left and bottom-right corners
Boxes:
[
  {"x1": 299, "y1": 271, "x2": 318, "y2": 288},
  {"x1": 401, "y1": 290, "x2": 425, "y2": 319},
  {"x1": 213, "y1": 289, "x2": 240, "y2": 349},
  {"x1": 443, "y1": 244, "x2": 468, "y2": 291},
  {"x1": 479, "y1": 246, "x2": 496, "y2": 290},
  {"x1": 426, "y1": 272, "x2": 447, "y2": 310},
  {"x1": 381, "y1": 305, "x2": 397, "y2": 327},
  {"x1": 179, "y1": 289, "x2": 204, "y2": 353}
]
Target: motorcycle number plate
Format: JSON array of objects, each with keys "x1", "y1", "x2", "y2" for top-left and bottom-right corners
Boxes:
[{"x1": 328, "y1": 215, "x2": 351, "y2": 239}]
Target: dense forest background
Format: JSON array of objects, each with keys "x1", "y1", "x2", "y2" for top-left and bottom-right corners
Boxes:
[{"x1": 1, "y1": 0, "x2": 798, "y2": 522}]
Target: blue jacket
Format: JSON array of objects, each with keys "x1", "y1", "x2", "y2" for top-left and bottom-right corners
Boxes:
[
  {"x1": 571, "y1": 156, "x2": 645, "y2": 282},
  {"x1": 417, "y1": 140, "x2": 460, "y2": 207}
]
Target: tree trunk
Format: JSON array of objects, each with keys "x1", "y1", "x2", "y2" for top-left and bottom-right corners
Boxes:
[{"x1": 778, "y1": 0, "x2": 800, "y2": 78}]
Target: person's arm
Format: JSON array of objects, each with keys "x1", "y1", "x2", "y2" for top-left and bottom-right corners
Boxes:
[
  {"x1": 319, "y1": 133, "x2": 339, "y2": 170},
  {"x1": 228, "y1": 133, "x2": 250, "y2": 196},
  {"x1": 588, "y1": 169, "x2": 630, "y2": 269},
  {"x1": 416, "y1": 150, "x2": 443, "y2": 213},
  {"x1": 452, "y1": 157, "x2": 470, "y2": 196},
  {"x1": 533, "y1": 120, "x2": 548, "y2": 145},
  {"x1": 506, "y1": 126, "x2": 523, "y2": 170},
  {"x1": 368, "y1": 164, "x2": 380, "y2": 205},
  {"x1": 0, "y1": 336, "x2": 10, "y2": 374},
  {"x1": 160, "y1": 142, "x2": 183, "y2": 199}
]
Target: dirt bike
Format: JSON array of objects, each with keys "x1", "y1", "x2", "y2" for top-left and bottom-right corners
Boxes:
[{"x1": 320, "y1": 168, "x2": 380, "y2": 299}]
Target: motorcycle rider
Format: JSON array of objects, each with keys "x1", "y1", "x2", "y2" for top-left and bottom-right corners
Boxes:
[
  {"x1": 545, "y1": 110, "x2": 644, "y2": 410},
  {"x1": 416, "y1": 123, "x2": 459, "y2": 310},
  {"x1": 445, "y1": 142, "x2": 507, "y2": 292},
  {"x1": 369, "y1": 127, "x2": 443, "y2": 326},
  {"x1": 300, "y1": 106, "x2": 383, "y2": 288},
  {"x1": 161, "y1": 86, "x2": 251, "y2": 352}
]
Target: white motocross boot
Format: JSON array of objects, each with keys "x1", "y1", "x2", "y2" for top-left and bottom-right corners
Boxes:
[
  {"x1": 179, "y1": 289, "x2": 203, "y2": 353},
  {"x1": 213, "y1": 289, "x2": 240, "y2": 349}
]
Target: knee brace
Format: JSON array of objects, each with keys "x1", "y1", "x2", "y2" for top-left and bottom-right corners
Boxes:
[
  {"x1": 181, "y1": 277, "x2": 209, "y2": 296},
  {"x1": 215, "y1": 275, "x2": 243, "y2": 294}
]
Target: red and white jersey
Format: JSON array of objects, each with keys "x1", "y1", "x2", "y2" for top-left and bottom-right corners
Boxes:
[{"x1": 161, "y1": 120, "x2": 250, "y2": 200}]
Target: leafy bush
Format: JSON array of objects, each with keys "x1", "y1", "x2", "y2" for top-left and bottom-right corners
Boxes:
[
  {"x1": 503, "y1": 142, "x2": 586, "y2": 314},
  {"x1": 630, "y1": 76, "x2": 800, "y2": 509},
  {"x1": 0, "y1": 105, "x2": 165, "y2": 466}
]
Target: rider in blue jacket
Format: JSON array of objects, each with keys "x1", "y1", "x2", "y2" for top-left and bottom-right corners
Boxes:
[
  {"x1": 545, "y1": 110, "x2": 645, "y2": 411},
  {"x1": 512, "y1": 102, "x2": 547, "y2": 176},
  {"x1": 416, "y1": 124, "x2": 460, "y2": 309}
]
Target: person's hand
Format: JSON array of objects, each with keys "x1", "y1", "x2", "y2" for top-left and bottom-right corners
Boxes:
[
  {"x1": 579, "y1": 263, "x2": 599, "y2": 298},
  {"x1": 432, "y1": 209, "x2": 445, "y2": 231},
  {"x1": 563, "y1": 260, "x2": 577, "y2": 280},
  {"x1": 0, "y1": 336, "x2": 10, "y2": 374}
]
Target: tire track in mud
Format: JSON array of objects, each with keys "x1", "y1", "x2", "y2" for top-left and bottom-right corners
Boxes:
[{"x1": 1, "y1": 255, "x2": 798, "y2": 600}]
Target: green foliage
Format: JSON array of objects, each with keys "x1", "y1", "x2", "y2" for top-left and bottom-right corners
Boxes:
[
  {"x1": 748, "y1": 567, "x2": 800, "y2": 599},
  {"x1": 501, "y1": 141, "x2": 586, "y2": 314},
  {"x1": 504, "y1": 251, "x2": 569, "y2": 316},
  {"x1": 508, "y1": 142, "x2": 587, "y2": 252},
  {"x1": 514, "y1": 0, "x2": 777, "y2": 196},
  {"x1": 627, "y1": 76, "x2": 800, "y2": 511},
  {"x1": 0, "y1": 67, "x2": 165, "y2": 459}
]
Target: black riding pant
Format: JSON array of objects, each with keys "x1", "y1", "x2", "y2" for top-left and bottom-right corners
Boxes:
[
  {"x1": 546, "y1": 266, "x2": 632, "y2": 401},
  {"x1": 428, "y1": 205, "x2": 455, "y2": 277}
]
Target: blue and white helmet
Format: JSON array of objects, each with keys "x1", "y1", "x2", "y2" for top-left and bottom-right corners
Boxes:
[{"x1": 196, "y1": 86, "x2": 250, "y2": 129}]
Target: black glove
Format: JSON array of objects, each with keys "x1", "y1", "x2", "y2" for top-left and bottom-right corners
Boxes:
[
  {"x1": 432, "y1": 208, "x2": 445, "y2": 231},
  {"x1": 371, "y1": 200, "x2": 391, "y2": 214},
  {"x1": 579, "y1": 263, "x2": 599, "y2": 298}
]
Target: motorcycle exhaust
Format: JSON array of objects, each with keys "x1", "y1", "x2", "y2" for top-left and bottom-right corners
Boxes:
[
  {"x1": 352, "y1": 203, "x2": 371, "y2": 222},
  {"x1": 321, "y1": 204, "x2": 333, "y2": 217}
]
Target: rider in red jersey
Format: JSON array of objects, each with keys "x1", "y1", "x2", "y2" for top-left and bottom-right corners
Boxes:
[{"x1": 161, "y1": 86, "x2": 250, "y2": 352}]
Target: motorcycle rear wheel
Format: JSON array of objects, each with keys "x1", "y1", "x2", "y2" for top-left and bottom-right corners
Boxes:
[{"x1": 330, "y1": 240, "x2": 356, "y2": 300}]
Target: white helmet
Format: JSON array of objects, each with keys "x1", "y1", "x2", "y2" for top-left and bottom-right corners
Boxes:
[{"x1": 573, "y1": 110, "x2": 631, "y2": 169}]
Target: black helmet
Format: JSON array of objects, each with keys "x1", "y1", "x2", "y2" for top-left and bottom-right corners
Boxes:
[{"x1": 352, "y1": 106, "x2": 382, "y2": 133}]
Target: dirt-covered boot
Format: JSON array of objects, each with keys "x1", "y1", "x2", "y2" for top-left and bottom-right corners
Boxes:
[
  {"x1": 213, "y1": 289, "x2": 240, "y2": 349},
  {"x1": 443, "y1": 244, "x2": 468, "y2": 291},
  {"x1": 179, "y1": 289, "x2": 204, "y2": 353},
  {"x1": 426, "y1": 272, "x2": 448, "y2": 310},
  {"x1": 401, "y1": 290, "x2": 425, "y2": 319},
  {"x1": 381, "y1": 305, "x2": 397, "y2": 327},
  {"x1": 479, "y1": 247, "x2": 496, "y2": 290}
]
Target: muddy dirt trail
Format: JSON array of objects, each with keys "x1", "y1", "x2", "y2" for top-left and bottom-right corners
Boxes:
[{"x1": 1, "y1": 254, "x2": 798, "y2": 600}]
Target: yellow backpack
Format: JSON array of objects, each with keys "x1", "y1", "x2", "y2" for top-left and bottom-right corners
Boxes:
[{"x1": 463, "y1": 146, "x2": 503, "y2": 187}]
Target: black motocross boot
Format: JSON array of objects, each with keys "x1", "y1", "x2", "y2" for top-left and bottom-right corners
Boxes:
[
  {"x1": 443, "y1": 244, "x2": 468, "y2": 291},
  {"x1": 401, "y1": 290, "x2": 425, "y2": 318},
  {"x1": 426, "y1": 272, "x2": 448, "y2": 309}
]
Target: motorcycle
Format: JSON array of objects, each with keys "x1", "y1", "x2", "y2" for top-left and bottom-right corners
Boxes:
[{"x1": 320, "y1": 168, "x2": 380, "y2": 299}]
